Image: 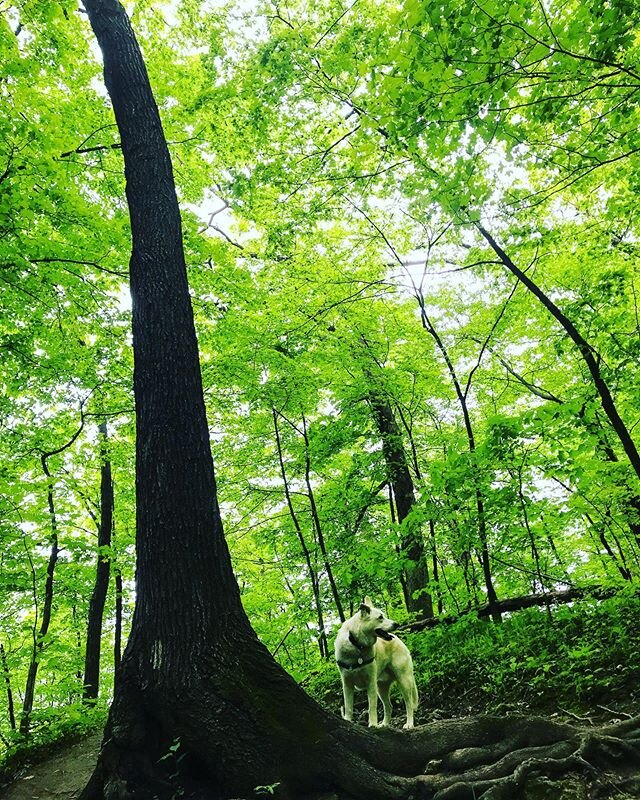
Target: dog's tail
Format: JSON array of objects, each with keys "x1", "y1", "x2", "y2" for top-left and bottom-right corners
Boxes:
[{"x1": 412, "y1": 682, "x2": 419, "y2": 710}]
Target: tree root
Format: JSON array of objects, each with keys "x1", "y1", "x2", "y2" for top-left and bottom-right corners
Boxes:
[{"x1": 336, "y1": 714, "x2": 640, "y2": 800}]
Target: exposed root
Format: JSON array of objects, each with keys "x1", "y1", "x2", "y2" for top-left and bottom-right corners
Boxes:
[{"x1": 343, "y1": 714, "x2": 640, "y2": 800}]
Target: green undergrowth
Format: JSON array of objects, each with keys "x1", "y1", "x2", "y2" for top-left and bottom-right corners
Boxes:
[
  {"x1": 0, "y1": 701, "x2": 106, "y2": 786},
  {"x1": 304, "y1": 591, "x2": 640, "y2": 718}
]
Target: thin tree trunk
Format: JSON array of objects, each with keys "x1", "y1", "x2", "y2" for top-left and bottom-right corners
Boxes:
[
  {"x1": 386, "y1": 483, "x2": 409, "y2": 606},
  {"x1": 552, "y1": 475, "x2": 633, "y2": 581},
  {"x1": 545, "y1": 530, "x2": 566, "y2": 573},
  {"x1": 396, "y1": 404, "x2": 423, "y2": 482},
  {"x1": 0, "y1": 643, "x2": 16, "y2": 731},
  {"x1": 301, "y1": 413, "x2": 345, "y2": 622},
  {"x1": 350, "y1": 479, "x2": 388, "y2": 539},
  {"x1": 485, "y1": 342, "x2": 640, "y2": 554},
  {"x1": 389, "y1": 483, "x2": 411, "y2": 609},
  {"x1": 400, "y1": 410, "x2": 445, "y2": 610},
  {"x1": 272, "y1": 409, "x2": 329, "y2": 658},
  {"x1": 477, "y1": 224, "x2": 640, "y2": 482},
  {"x1": 436, "y1": 552, "x2": 461, "y2": 614},
  {"x1": 83, "y1": 421, "x2": 114, "y2": 701},
  {"x1": 415, "y1": 301, "x2": 501, "y2": 622},
  {"x1": 20, "y1": 455, "x2": 61, "y2": 735},
  {"x1": 585, "y1": 513, "x2": 633, "y2": 581},
  {"x1": 513, "y1": 468, "x2": 554, "y2": 618},
  {"x1": 580, "y1": 410, "x2": 640, "y2": 555},
  {"x1": 368, "y1": 388, "x2": 433, "y2": 619},
  {"x1": 21, "y1": 415, "x2": 86, "y2": 733},
  {"x1": 429, "y1": 519, "x2": 444, "y2": 615},
  {"x1": 73, "y1": 605, "x2": 84, "y2": 689},
  {"x1": 515, "y1": 467, "x2": 548, "y2": 593}
]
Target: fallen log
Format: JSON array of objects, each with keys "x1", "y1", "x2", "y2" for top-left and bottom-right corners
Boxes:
[{"x1": 402, "y1": 584, "x2": 632, "y2": 633}]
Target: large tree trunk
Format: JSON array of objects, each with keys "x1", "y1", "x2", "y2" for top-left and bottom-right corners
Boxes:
[
  {"x1": 79, "y1": 3, "x2": 640, "y2": 798},
  {"x1": 83, "y1": 421, "x2": 114, "y2": 701}
]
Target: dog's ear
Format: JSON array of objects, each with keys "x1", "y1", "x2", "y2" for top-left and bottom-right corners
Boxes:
[
  {"x1": 359, "y1": 602, "x2": 371, "y2": 616},
  {"x1": 364, "y1": 595, "x2": 373, "y2": 607}
]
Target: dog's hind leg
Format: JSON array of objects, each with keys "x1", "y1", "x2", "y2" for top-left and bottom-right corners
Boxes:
[
  {"x1": 397, "y1": 671, "x2": 418, "y2": 729},
  {"x1": 377, "y1": 679, "x2": 393, "y2": 727}
]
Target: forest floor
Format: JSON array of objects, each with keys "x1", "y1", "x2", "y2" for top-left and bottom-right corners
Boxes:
[{"x1": 0, "y1": 733, "x2": 101, "y2": 800}]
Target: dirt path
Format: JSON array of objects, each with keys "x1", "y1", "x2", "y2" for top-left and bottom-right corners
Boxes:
[{"x1": 0, "y1": 734, "x2": 101, "y2": 800}]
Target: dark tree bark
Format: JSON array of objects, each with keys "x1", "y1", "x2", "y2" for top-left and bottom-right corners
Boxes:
[
  {"x1": 113, "y1": 567, "x2": 123, "y2": 682},
  {"x1": 79, "y1": 3, "x2": 640, "y2": 798},
  {"x1": 368, "y1": 388, "x2": 434, "y2": 619},
  {"x1": 83, "y1": 421, "x2": 114, "y2": 701},
  {"x1": 0, "y1": 643, "x2": 16, "y2": 731}
]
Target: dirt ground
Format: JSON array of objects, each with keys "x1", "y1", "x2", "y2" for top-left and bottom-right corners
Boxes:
[{"x1": 0, "y1": 734, "x2": 101, "y2": 800}]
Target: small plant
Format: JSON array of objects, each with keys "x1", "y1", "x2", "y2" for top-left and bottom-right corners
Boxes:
[
  {"x1": 158, "y1": 737, "x2": 185, "y2": 797},
  {"x1": 254, "y1": 782, "x2": 281, "y2": 797}
]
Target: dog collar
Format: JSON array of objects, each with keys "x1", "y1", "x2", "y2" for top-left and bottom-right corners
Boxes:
[{"x1": 337, "y1": 655, "x2": 374, "y2": 670}]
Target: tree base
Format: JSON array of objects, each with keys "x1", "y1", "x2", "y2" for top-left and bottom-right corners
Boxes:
[{"x1": 80, "y1": 700, "x2": 640, "y2": 800}]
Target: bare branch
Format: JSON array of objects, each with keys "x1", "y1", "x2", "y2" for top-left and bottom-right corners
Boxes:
[
  {"x1": 30, "y1": 257, "x2": 127, "y2": 278},
  {"x1": 463, "y1": 277, "x2": 520, "y2": 399},
  {"x1": 314, "y1": 0, "x2": 360, "y2": 48}
]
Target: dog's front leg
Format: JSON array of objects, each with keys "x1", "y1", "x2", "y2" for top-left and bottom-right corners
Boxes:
[
  {"x1": 341, "y1": 677, "x2": 354, "y2": 722},
  {"x1": 367, "y1": 677, "x2": 379, "y2": 727}
]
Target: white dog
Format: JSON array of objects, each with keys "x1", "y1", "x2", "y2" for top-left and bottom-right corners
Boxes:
[{"x1": 334, "y1": 597, "x2": 418, "y2": 729}]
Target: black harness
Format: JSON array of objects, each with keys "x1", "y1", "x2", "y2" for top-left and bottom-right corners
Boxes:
[{"x1": 336, "y1": 632, "x2": 375, "y2": 671}]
